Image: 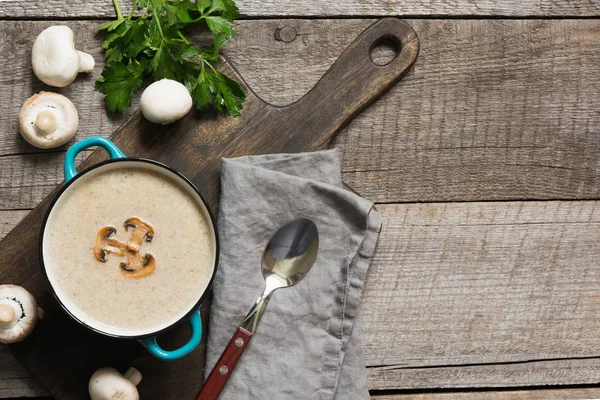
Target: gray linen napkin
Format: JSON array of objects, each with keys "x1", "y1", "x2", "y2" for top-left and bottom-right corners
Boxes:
[{"x1": 205, "y1": 150, "x2": 381, "y2": 399}]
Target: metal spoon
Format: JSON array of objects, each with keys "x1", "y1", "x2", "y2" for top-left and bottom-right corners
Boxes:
[{"x1": 196, "y1": 218, "x2": 319, "y2": 400}]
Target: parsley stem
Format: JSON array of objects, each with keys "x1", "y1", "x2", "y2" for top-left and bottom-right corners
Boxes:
[
  {"x1": 127, "y1": 0, "x2": 138, "y2": 19},
  {"x1": 112, "y1": 0, "x2": 123, "y2": 19},
  {"x1": 154, "y1": 13, "x2": 164, "y2": 39},
  {"x1": 178, "y1": 31, "x2": 191, "y2": 45},
  {"x1": 203, "y1": 59, "x2": 219, "y2": 75}
]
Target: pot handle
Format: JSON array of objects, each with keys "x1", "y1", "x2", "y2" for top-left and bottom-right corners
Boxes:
[
  {"x1": 64, "y1": 136, "x2": 126, "y2": 182},
  {"x1": 139, "y1": 310, "x2": 203, "y2": 361}
]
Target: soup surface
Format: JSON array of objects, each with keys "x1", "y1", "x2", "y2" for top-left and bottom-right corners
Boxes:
[{"x1": 43, "y1": 162, "x2": 215, "y2": 337}]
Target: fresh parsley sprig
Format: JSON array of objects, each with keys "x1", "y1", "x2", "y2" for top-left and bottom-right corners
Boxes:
[{"x1": 95, "y1": 0, "x2": 245, "y2": 116}]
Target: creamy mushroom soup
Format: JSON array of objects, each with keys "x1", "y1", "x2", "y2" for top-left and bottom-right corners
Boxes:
[{"x1": 43, "y1": 162, "x2": 216, "y2": 337}]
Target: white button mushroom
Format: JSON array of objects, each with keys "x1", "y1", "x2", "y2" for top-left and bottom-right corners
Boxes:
[
  {"x1": 32, "y1": 25, "x2": 95, "y2": 87},
  {"x1": 0, "y1": 285, "x2": 44, "y2": 344},
  {"x1": 19, "y1": 92, "x2": 79, "y2": 149},
  {"x1": 140, "y1": 79, "x2": 193, "y2": 124},
  {"x1": 89, "y1": 367, "x2": 142, "y2": 400}
]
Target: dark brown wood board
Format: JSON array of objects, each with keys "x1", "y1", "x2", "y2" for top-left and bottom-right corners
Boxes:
[{"x1": 0, "y1": 18, "x2": 418, "y2": 400}]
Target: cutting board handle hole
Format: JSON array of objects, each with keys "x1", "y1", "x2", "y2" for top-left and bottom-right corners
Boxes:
[{"x1": 370, "y1": 35, "x2": 401, "y2": 66}]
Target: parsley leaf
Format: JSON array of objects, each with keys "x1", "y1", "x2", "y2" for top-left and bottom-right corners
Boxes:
[
  {"x1": 221, "y1": 0, "x2": 240, "y2": 20},
  {"x1": 95, "y1": 60, "x2": 149, "y2": 112},
  {"x1": 214, "y1": 70, "x2": 245, "y2": 116},
  {"x1": 204, "y1": 16, "x2": 235, "y2": 40},
  {"x1": 96, "y1": 0, "x2": 245, "y2": 116},
  {"x1": 192, "y1": 71, "x2": 215, "y2": 111}
]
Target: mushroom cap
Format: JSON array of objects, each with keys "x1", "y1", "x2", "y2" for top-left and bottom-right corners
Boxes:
[
  {"x1": 140, "y1": 79, "x2": 193, "y2": 125},
  {"x1": 120, "y1": 252, "x2": 156, "y2": 279},
  {"x1": 32, "y1": 26, "x2": 81, "y2": 87},
  {"x1": 89, "y1": 367, "x2": 140, "y2": 400},
  {"x1": 0, "y1": 285, "x2": 39, "y2": 344},
  {"x1": 19, "y1": 92, "x2": 78, "y2": 149}
]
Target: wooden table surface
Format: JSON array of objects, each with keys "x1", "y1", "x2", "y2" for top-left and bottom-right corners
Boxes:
[{"x1": 0, "y1": 1, "x2": 599, "y2": 399}]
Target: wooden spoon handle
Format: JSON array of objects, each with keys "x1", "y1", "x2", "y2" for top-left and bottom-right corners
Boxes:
[
  {"x1": 285, "y1": 18, "x2": 419, "y2": 150},
  {"x1": 196, "y1": 327, "x2": 253, "y2": 400}
]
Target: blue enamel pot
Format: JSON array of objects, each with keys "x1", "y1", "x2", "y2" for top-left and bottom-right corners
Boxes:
[{"x1": 39, "y1": 136, "x2": 219, "y2": 361}]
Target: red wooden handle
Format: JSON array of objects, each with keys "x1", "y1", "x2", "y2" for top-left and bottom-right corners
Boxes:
[{"x1": 196, "y1": 327, "x2": 253, "y2": 400}]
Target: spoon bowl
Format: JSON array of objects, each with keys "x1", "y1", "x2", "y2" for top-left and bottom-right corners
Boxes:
[{"x1": 262, "y1": 218, "x2": 319, "y2": 287}]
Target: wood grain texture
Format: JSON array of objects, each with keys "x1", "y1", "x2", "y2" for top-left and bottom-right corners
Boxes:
[
  {"x1": 0, "y1": 153, "x2": 89, "y2": 210},
  {"x1": 244, "y1": 19, "x2": 600, "y2": 203},
  {"x1": 368, "y1": 358, "x2": 600, "y2": 391},
  {"x1": 0, "y1": 18, "x2": 419, "y2": 400},
  {"x1": 0, "y1": 210, "x2": 28, "y2": 237},
  {"x1": 0, "y1": 19, "x2": 598, "y2": 207},
  {"x1": 363, "y1": 201, "x2": 600, "y2": 389},
  {"x1": 0, "y1": 347, "x2": 47, "y2": 398},
  {"x1": 373, "y1": 387, "x2": 600, "y2": 399},
  {"x1": 0, "y1": 0, "x2": 599, "y2": 18}
]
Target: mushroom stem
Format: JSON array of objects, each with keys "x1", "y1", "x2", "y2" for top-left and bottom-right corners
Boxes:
[
  {"x1": 0, "y1": 301, "x2": 20, "y2": 329},
  {"x1": 106, "y1": 238, "x2": 127, "y2": 256},
  {"x1": 95, "y1": 226, "x2": 127, "y2": 262},
  {"x1": 77, "y1": 51, "x2": 95, "y2": 72},
  {"x1": 35, "y1": 110, "x2": 57, "y2": 135},
  {"x1": 124, "y1": 217, "x2": 154, "y2": 252},
  {"x1": 123, "y1": 367, "x2": 142, "y2": 386},
  {"x1": 0, "y1": 304, "x2": 15, "y2": 324}
]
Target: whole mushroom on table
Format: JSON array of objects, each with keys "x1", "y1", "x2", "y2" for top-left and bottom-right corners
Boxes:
[
  {"x1": 140, "y1": 79, "x2": 193, "y2": 125},
  {"x1": 89, "y1": 367, "x2": 142, "y2": 400},
  {"x1": 19, "y1": 92, "x2": 79, "y2": 149},
  {"x1": 32, "y1": 25, "x2": 95, "y2": 88},
  {"x1": 0, "y1": 285, "x2": 44, "y2": 344}
]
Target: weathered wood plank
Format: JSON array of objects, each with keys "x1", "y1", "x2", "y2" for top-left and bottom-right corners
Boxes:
[
  {"x1": 0, "y1": 0, "x2": 598, "y2": 18},
  {"x1": 373, "y1": 387, "x2": 600, "y2": 399},
  {"x1": 0, "y1": 210, "x2": 28, "y2": 238},
  {"x1": 363, "y1": 201, "x2": 600, "y2": 389},
  {"x1": 0, "y1": 19, "x2": 598, "y2": 207},
  {"x1": 368, "y1": 358, "x2": 600, "y2": 391},
  {"x1": 2, "y1": 200, "x2": 600, "y2": 395},
  {"x1": 0, "y1": 347, "x2": 47, "y2": 398},
  {"x1": 249, "y1": 19, "x2": 599, "y2": 203},
  {"x1": 0, "y1": 152, "x2": 88, "y2": 210}
]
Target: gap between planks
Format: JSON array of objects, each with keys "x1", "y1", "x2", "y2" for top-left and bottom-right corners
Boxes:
[{"x1": 371, "y1": 386, "x2": 600, "y2": 399}]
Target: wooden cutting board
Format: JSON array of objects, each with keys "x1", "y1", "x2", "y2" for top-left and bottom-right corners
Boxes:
[{"x1": 0, "y1": 18, "x2": 418, "y2": 400}]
